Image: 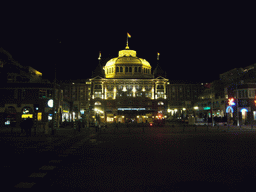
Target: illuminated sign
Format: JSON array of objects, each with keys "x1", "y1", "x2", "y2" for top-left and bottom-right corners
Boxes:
[
  {"x1": 228, "y1": 98, "x2": 235, "y2": 106},
  {"x1": 226, "y1": 106, "x2": 234, "y2": 113},
  {"x1": 204, "y1": 107, "x2": 211, "y2": 110},
  {"x1": 22, "y1": 114, "x2": 33, "y2": 118},
  {"x1": 48, "y1": 99, "x2": 53, "y2": 108},
  {"x1": 240, "y1": 108, "x2": 248, "y2": 112},
  {"x1": 118, "y1": 108, "x2": 146, "y2": 111}
]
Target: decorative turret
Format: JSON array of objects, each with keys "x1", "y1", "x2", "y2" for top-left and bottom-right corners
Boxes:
[
  {"x1": 92, "y1": 51, "x2": 105, "y2": 78},
  {"x1": 153, "y1": 52, "x2": 166, "y2": 78}
]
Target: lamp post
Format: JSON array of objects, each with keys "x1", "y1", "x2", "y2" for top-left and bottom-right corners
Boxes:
[
  {"x1": 236, "y1": 82, "x2": 239, "y2": 127},
  {"x1": 51, "y1": 39, "x2": 61, "y2": 135},
  {"x1": 52, "y1": 64, "x2": 56, "y2": 135}
]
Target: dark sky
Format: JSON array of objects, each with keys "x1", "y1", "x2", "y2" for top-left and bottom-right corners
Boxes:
[{"x1": 1, "y1": 2, "x2": 256, "y2": 83}]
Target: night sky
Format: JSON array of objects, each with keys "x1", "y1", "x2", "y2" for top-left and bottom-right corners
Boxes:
[{"x1": 1, "y1": 2, "x2": 256, "y2": 83}]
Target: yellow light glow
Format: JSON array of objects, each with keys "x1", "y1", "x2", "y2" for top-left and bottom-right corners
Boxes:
[
  {"x1": 35, "y1": 71, "x2": 42, "y2": 76},
  {"x1": 37, "y1": 112, "x2": 42, "y2": 121},
  {"x1": 194, "y1": 106, "x2": 199, "y2": 110},
  {"x1": 174, "y1": 109, "x2": 178, "y2": 112},
  {"x1": 123, "y1": 86, "x2": 127, "y2": 92},
  {"x1": 22, "y1": 114, "x2": 33, "y2": 118},
  {"x1": 183, "y1": 108, "x2": 186, "y2": 111},
  {"x1": 122, "y1": 116, "x2": 125, "y2": 118},
  {"x1": 107, "y1": 117, "x2": 114, "y2": 122}
]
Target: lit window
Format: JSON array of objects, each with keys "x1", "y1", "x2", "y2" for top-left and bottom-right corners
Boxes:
[
  {"x1": 95, "y1": 101, "x2": 101, "y2": 105},
  {"x1": 158, "y1": 101, "x2": 164, "y2": 105},
  {"x1": 254, "y1": 111, "x2": 256, "y2": 120}
]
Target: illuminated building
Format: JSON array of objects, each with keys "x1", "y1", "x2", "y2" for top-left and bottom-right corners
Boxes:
[
  {"x1": 89, "y1": 45, "x2": 169, "y2": 124},
  {"x1": 167, "y1": 81, "x2": 205, "y2": 119}
]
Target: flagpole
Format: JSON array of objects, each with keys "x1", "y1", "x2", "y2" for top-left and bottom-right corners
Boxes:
[
  {"x1": 126, "y1": 34, "x2": 129, "y2": 49},
  {"x1": 126, "y1": 32, "x2": 130, "y2": 49}
]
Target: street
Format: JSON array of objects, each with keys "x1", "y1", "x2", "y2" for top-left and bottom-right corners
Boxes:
[{"x1": 2, "y1": 125, "x2": 256, "y2": 191}]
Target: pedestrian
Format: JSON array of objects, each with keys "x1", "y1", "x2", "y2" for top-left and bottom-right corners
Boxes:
[
  {"x1": 26, "y1": 117, "x2": 33, "y2": 136},
  {"x1": 20, "y1": 120, "x2": 26, "y2": 136},
  {"x1": 78, "y1": 120, "x2": 81, "y2": 132},
  {"x1": 116, "y1": 122, "x2": 118, "y2": 130}
]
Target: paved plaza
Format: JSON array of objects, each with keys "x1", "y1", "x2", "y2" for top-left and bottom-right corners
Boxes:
[{"x1": 1, "y1": 124, "x2": 256, "y2": 191}]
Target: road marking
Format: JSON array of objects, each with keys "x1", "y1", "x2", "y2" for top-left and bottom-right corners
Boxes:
[
  {"x1": 29, "y1": 172, "x2": 47, "y2": 178},
  {"x1": 39, "y1": 165, "x2": 56, "y2": 171},
  {"x1": 90, "y1": 139, "x2": 97, "y2": 143},
  {"x1": 14, "y1": 182, "x2": 36, "y2": 188},
  {"x1": 58, "y1": 154, "x2": 68, "y2": 157},
  {"x1": 49, "y1": 159, "x2": 62, "y2": 163}
]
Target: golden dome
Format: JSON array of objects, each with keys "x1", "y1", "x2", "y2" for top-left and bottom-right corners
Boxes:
[{"x1": 104, "y1": 48, "x2": 152, "y2": 79}]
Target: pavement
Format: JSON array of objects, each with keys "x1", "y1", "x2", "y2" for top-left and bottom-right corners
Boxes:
[{"x1": 0, "y1": 125, "x2": 99, "y2": 189}]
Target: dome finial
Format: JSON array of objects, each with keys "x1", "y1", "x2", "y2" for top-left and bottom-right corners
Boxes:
[
  {"x1": 157, "y1": 52, "x2": 160, "y2": 60},
  {"x1": 98, "y1": 51, "x2": 101, "y2": 60},
  {"x1": 126, "y1": 32, "x2": 131, "y2": 49}
]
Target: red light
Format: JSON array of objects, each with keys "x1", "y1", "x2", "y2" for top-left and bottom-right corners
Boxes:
[
  {"x1": 228, "y1": 98, "x2": 235, "y2": 106},
  {"x1": 150, "y1": 123, "x2": 153, "y2": 126}
]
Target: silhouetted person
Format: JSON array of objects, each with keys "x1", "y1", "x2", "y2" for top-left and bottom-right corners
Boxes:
[
  {"x1": 20, "y1": 120, "x2": 25, "y2": 136},
  {"x1": 26, "y1": 117, "x2": 33, "y2": 136}
]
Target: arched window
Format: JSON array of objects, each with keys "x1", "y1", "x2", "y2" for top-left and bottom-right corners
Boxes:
[
  {"x1": 138, "y1": 67, "x2": 141, "y2": 72},
  {"x1": 129, "y1": 67, "x2": 132, "y2": 72},
  {"x1": 95, "y1": 101, "x2": 101, "y2": 105},
  {"x1": 112, "y1": 67, "x2": 113, "y2": 73},
  {"x1": 125, "y1": 67, "x2": 128, "y2": 72},
  {"x1": 158, "y1": 101, "x2": 164, "y2": 105},
  {"x1": 120, "y1": 67, "x2": 123, "y2": 72},
  {"x1": 144, "y1": 68, "x2": 145, "y2": 73},
  {"x1": 135, "y1": 67, "x2": 137, "y2": 72},
  {"x1": 116, "y1": 67, "x2": 119, "y2": 72}
]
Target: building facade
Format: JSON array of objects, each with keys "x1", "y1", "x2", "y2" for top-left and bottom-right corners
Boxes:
[
  {"x1": 0, "y1": 83, "x2": 64, "y2": 128},
  {"x1": 89, "y1": 47, "x2": 169, "y2": 124},
  {"x1": 167, "y1": 82, "x2": 205, "y2": 120}
]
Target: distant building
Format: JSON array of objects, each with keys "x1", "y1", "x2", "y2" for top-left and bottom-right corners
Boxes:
[
  {"x1": 89, "y1": 45, "x2": 169, "y2": 124},
  {"x1": 167, "y1": 81, "x2": 205, "y2": 119},
  {"x1": 0, "y1": 83, "x2": 64, "y2": 128},
  {"x1": 0, "y1": 47, "x2": 42, "y2": 83}
]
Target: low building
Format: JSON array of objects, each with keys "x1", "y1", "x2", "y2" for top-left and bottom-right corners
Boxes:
[{"x1": 0, "y1": 83, "x2": 64, "y2": 128}]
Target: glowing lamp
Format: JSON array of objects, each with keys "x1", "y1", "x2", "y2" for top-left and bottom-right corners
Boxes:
[
  {"x1": 228, "y1": 98, "x2": 235, "y2": 106},
  {"x1": 48, "y1": 99, "x2": 53, "y2": 108}
]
